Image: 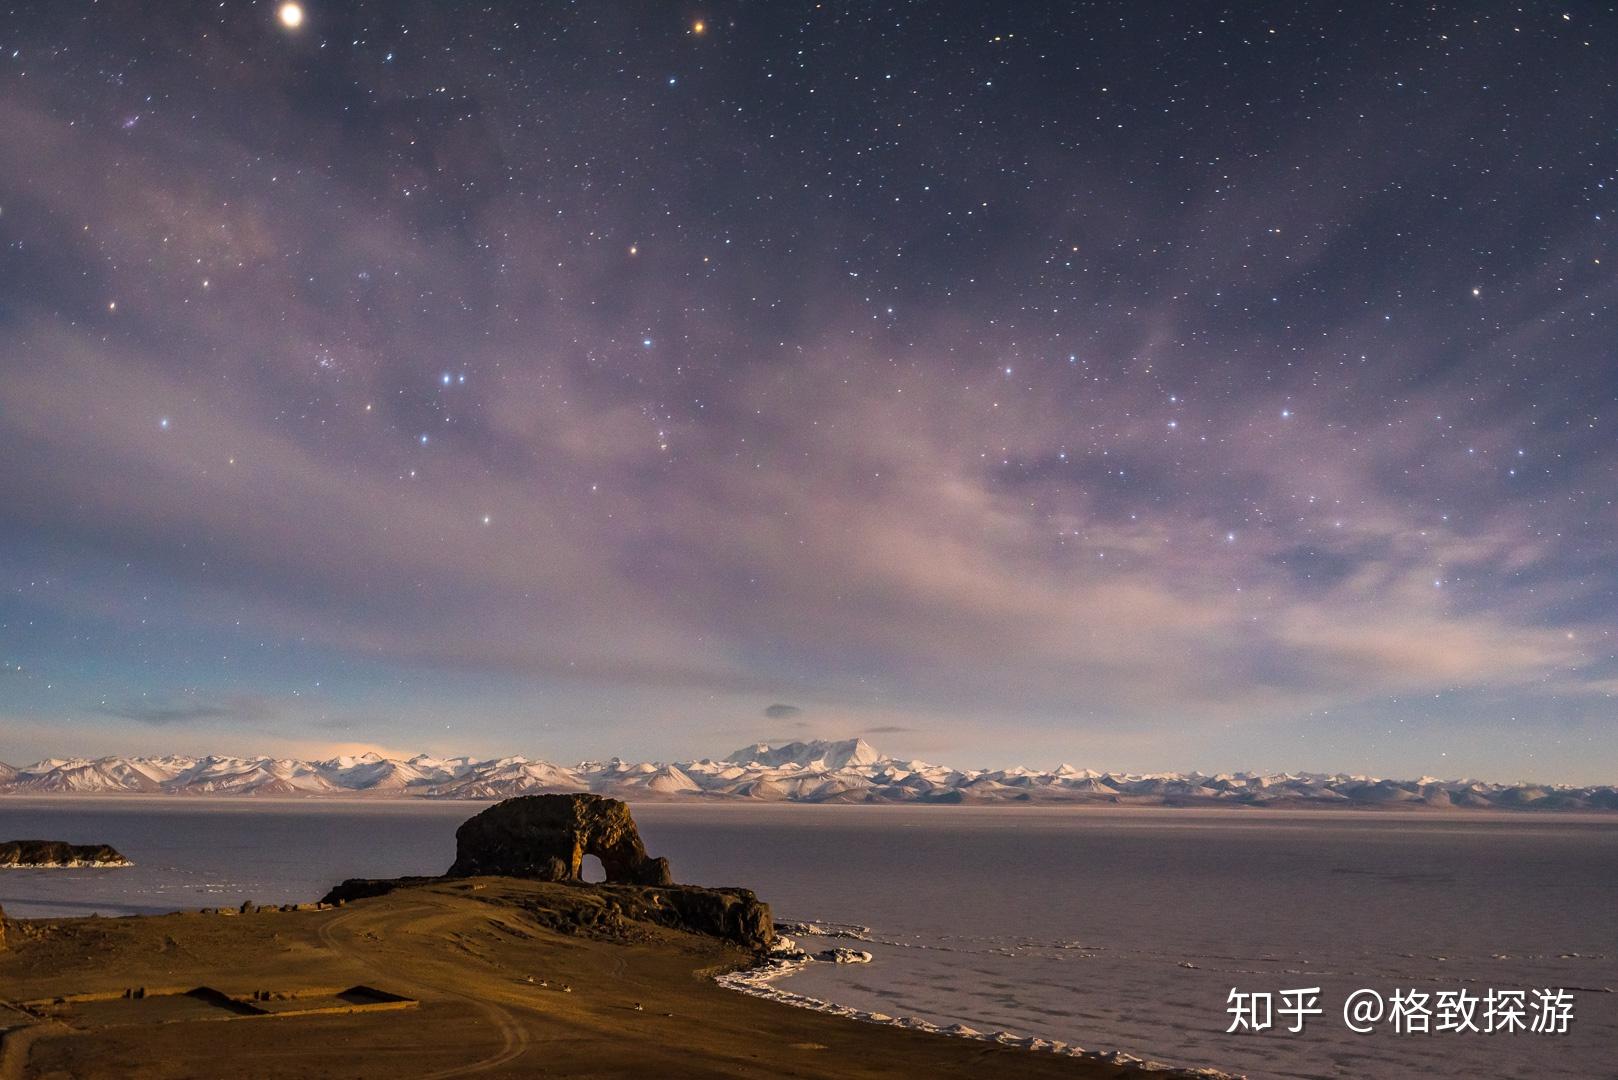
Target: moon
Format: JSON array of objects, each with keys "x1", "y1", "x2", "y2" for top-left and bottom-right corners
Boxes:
[{"x1": 278, "y1": 2, "x2": 304, "y2": 29}]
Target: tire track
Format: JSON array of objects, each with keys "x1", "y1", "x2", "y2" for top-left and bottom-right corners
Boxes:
[{"x1": 316, "y1": 903, "x2": 530, "y2": 1077}]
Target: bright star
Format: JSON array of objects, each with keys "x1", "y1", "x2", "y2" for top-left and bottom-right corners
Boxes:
[
  {"x1": 278, "y1": 2, "x2": 304, "y2": 29},
  {"x1": 159, "y1": 417, "x2": 171, "y2": 430}
]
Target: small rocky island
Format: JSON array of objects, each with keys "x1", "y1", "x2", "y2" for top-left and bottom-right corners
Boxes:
[{"x1": 0, "y1": 840, "x2": 131, "y2": 868}]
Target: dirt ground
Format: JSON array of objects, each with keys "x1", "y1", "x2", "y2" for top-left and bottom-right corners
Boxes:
[{"x1": 0, "y1": 877, "x2": 1203, "y2": 1079}]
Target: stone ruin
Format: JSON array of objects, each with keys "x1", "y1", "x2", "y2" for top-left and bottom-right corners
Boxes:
[{"x1": 447, "y1": 793, "x2": 674, "y2": 886}]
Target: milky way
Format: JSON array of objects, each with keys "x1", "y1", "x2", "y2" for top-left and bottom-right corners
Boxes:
[{"x1": 2, "y1": 3, "x2": 1614, "y2": 781}]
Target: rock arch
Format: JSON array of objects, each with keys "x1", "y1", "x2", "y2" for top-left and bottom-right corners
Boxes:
[{"x1": 447, "y1": 793, "x2": 673, "y2": 886}]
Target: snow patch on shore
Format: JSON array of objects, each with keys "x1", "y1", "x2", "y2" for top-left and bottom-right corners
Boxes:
[
  {"x1": 814, "y1": 947, "x2": 873, "y2": 964},
  {"x1": 774, "y1": 920, "x2": 871, "y2": 941}
]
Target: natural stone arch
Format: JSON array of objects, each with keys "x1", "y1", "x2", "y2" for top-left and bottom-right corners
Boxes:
[{"x1": 447, "y1": 793, "x2": 673, "y2": 886}]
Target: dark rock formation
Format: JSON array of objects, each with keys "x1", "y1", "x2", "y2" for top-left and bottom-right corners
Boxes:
[
  {"x1": 317, "y1": 877, "x2": 774, "y2": 952},
  {"x1": 320, "y1": 795, "x2": 772, "y2": 951},
  {"x1": 320, "y1": 877, "x2": 441, "y2": 906},
  {"x1": 0, "y1": 840, "x2": 131, "y2": 867},
  {"x1": 447, "y1": 793, "x2": 673, "y2": 886},
  {"x1": 644, "y1": 885, "x2": 773, "y2": 950},
  {"x1": 508, "y1": 882, "x2": 774, "y2": 950},
  {"x1": 0, "y1": 902, "x2": 8, "y2": 950}
]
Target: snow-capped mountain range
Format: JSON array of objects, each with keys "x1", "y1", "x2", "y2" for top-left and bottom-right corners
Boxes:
[{"x1": 1, "y1": 738, "x2": 1613, "y2": 809}]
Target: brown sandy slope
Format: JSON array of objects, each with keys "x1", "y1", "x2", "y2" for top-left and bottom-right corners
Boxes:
[{"x1": 0, "y1": 878, "x2": 1215, "y2": 1079}]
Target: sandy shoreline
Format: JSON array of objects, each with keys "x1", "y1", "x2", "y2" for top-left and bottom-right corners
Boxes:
[{"x1": 0, "y1": 877, "x2": 1231, "y2": 1079}]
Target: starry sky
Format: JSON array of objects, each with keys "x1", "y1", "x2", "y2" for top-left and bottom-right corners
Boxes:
[{"x1": 2, "y1": 2, "x2": 1615, "y2": 782}]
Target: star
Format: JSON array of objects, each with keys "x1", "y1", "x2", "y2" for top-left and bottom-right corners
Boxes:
[{"x1": 8, "y1": 0, "x2": 1618, "y2": 790}]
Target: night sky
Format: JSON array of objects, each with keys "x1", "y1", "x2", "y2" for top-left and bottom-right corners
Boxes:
[{"x1": 3, "y1": 2, "x2": 1615, "y2": 781}]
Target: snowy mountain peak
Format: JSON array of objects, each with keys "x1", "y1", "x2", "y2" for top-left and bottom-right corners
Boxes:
[{"x1": 723, "y1": 737, "x2": 882, "y2": 770}]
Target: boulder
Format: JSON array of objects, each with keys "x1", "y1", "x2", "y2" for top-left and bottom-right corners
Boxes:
[{"x1": 448, "y1": 794, "x2": 673, "y2": 886}]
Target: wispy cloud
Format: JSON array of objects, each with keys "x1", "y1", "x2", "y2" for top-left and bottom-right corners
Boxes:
[
  {"x1": 0, "y1": 13, "x2": 1614, "y2": 782},
  {"x1": 94, "y1": 697, "x2": 273, "y2": 727}
]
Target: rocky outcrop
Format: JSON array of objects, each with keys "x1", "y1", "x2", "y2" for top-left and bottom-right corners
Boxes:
[
  {"x1": 320, "y1": 876, "x2": 442, "y2": 906},
  {"x1": 549, "y1": 882, "x2": 772, "y2": 950},
  {"x1": 0, "y1": 840, "x2": 132, "y2": 867},
  {"x1": 320, "y1": 877, "x2": 773, "y2": 951},
  {"x1": 648, "y1": 885, "x2": 773, "y2": 950},
  {"x1": 447, "y1": 793, "x2": 672, "y2": 886},
  {"x1": 321, "y1": 795, "x2": 773, "y2": 951}
]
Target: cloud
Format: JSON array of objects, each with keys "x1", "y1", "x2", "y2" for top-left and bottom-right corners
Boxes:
[
  {"x1": 94, "y1": 697, "x2": 271, "y2": 727},
  {"x1": 2, "y1": 21, "x2": 1616, "y2": 783}
]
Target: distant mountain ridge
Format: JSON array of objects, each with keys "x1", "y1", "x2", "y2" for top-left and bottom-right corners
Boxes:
[
  {"x1": 723, "y1": 738, "x2": 882, "y2": 770},
  {"x1": 2, "y1": 740, "x2": 1614, "y2": 810}
]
